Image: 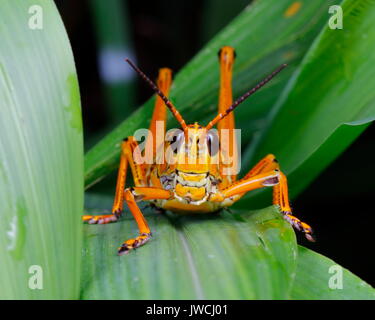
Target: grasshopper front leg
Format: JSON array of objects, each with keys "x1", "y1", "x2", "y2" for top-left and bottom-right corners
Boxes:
[
  {"x1": 242, "y1": 154, "x2": 314, "y2": 241},
  {"x1": 214, "y1": 154, "x2": 315, "y2": 241},
  {"x1": 118, "y1": 187, "x2": 172, "y2": 255}
]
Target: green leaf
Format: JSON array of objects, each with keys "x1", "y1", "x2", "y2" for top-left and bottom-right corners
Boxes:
[
  {"x1": 81, "y1": 198, "x2": 297, "y2": 299},
  {"x1": 239, "y1": 0, "x2": 375, "y2": 207},
  {"x1": 84, "y1": 0, "x2": 339, "y2": 188},
  {"x1": 291, "y1": 246, "x2": 375, "y2": 299},
  {"x1": 82, "y1": 196, "x2": 375, "y2": 299},
  {"x1": 0, "y1": 1, "x2": 83, "y2": 299}
]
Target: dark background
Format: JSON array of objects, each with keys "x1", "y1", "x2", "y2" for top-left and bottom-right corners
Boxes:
[{"x1": 55, "y1": 0, "x2": 374, "y2": 287}]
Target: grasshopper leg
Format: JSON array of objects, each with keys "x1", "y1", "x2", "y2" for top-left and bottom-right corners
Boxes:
[
  {"x1": 118, "y1": 189, "x2": 151, "y2": 255},
  {"x1": 244, "y1": 154, "x2": 315, "y2": 241},
  {"x1": 82, "y1": 214, "x2": 119, "y2": 224},
  {"x1": 82, "y1": 139, "x2": 129, "y2": 225},
  {"x1": 274, "y1": 171, "x2": 315, "y2": 241},
  {"x1": 82, "y1": 136, "x2": 146, "y2": 223},
  {"x1": 118, "y1": 187, "x2": 171, "y2": 255},
  {"x1": 218, "y1": 154, "x2": 315, "y2": 241}
]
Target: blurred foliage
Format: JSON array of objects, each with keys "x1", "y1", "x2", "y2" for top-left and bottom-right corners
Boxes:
[{"x1": 89, "y1": 0, "x2": 136, "y2": 124}]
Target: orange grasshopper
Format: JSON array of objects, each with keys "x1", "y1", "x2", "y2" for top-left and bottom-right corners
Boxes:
[{"x1": 83, "y1": 46, "x2": 314, "y2": 255}]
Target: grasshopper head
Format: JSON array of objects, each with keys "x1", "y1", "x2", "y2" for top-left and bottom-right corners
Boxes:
[
  {"x1": 162, "y1": 122, "x2": 221, "y2": 204},
  {"x1": 165, "y1": 122, "x2": 220, "y2": 174}
]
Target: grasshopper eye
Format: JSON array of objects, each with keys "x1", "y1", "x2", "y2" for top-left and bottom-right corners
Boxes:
[
  {"x1": 171, "y1": 135, "x2": 179, "y2": 154},
  {"x1": 169, "y1": 130, "x2": 184, "y2": 154},
  {"x1": 207, "y1": 131, "x2": 219, "y2": 156}
]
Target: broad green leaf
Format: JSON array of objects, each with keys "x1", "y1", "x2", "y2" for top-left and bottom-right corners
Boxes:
[
  {"x1": 0, "y1": 1, "x2": 83, "y2": 299},
  {"x1": 81, "y1": 197, "x2": 297, "y2": 300},
  {"x1": 84, "y1": 0, "x2": 339, "y2": 188},
  {"x1": 290, "y1": 246, "x2": 375, "y2": 299},
  {"x1": 238, "y1": 0, "x2": 375, "y2": 207},
  {"x1": 82, "y1": 195, "x2": 374, "y2": 299}
]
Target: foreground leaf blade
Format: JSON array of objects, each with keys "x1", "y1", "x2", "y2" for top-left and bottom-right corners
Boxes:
[
  {"x1": 81, "y1": 199, "x2": 297, "y2": 300},
  {"x1": 0, "y1": 1, "x2": 83, "y2": 299}
]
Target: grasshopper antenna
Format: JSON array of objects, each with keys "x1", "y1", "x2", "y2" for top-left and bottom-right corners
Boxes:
[
  {"x1": 125, "y1": 58, "x2": 188, "y2": 132},
  {"x1": 206, "y1": 63, "x2": 288, "y2": 130}
]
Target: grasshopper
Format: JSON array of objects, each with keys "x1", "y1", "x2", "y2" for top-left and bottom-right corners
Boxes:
[{"x1": 83, "y1": 46, "x2": 314, "y2": 255}]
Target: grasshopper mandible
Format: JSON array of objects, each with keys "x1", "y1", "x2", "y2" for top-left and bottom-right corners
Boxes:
[{"x1": 83, "y1": 46, "x2": 314, "y2": 255}]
